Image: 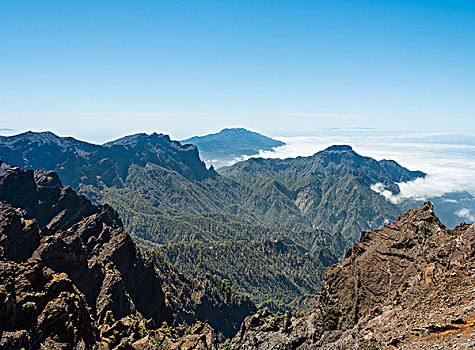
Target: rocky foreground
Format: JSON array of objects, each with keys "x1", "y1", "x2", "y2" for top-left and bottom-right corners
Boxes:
[
  {"x1": 0, "y1": 161, "x2": 253, "y2": 349},
  {"x1": 229, "y1": 202, "x2": 475, "y2": 349}
]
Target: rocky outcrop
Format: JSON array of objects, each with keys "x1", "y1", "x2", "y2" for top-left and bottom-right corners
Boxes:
[
  {"x1": 156, "y1": 321, "x2": 218, "y2": 350},
  {"x1": 0, "y1": 255, "x2": 219, "y2": 350},
  {"x1": 97, "y1": 317, "x2": 218, "y2": 350},
  {"x1": 0, "y1": 161, "x2": 173, "y2": 336},
  {"x1": 0, "y1": 259, "x2": 97, "y2": 349},
  {"x1": 231, "y1": 202, "x2": 475, "y2": 349},
  {"x1": 319, "y1": 202, "x2": 471, "y2": 332},
  {"x1": 0, "y1": 160, "x2": 252, "y2": 347},
  {"x1": 0, "y1": 203, "x2": 40, "y2": 262}
]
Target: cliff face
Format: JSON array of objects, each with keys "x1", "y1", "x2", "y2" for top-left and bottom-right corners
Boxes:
[
  {"x1": 320, "y1": 202, "x2": 472, "y2": 332},
  {"x1": 0, "y1": 162, "x2": 174, "y2": 349},
  {"x1": 232, "y1": 202, "x2": 475, "y2": 349},
  {"x1": 0, "y1": 160, "x2": 173, "y2": 326}
]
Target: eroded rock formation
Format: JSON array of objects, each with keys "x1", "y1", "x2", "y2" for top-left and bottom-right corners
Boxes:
[{"x1": 231, "y1": 202, "x2": 475, "y2": 349}]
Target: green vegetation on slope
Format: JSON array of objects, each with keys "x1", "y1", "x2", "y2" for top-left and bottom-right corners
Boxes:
[
  {"x1": 220, "y1": 145, "x2": 425, "y2": 240},
  {"x1": 155, "y1": 240, "x2": 337, "y2": 313},
  {"x1": 151, "y1": 250, "x2": 256, "y2": 339}
]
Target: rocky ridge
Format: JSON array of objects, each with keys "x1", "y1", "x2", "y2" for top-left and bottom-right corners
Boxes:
[
  {"x1": 0, "y1": 160, "x2": 173, "y2": 326},
  {"x1": 230, "y1": 202, "x2": 475, "y2": 349},
  {"x1": 0, "y1": 260, "x2": 96, "y2": 349},
  {"x1": 0, "y1": 160, "x2": 254, "y2": 349}
]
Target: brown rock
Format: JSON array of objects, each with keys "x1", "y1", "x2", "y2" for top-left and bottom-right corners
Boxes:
[
  {"x1": 0, "y1": 161, "x2": 173, "y2": 327},
  {"x1": 230, "y1": 202, "x2": 475, "y2": 349},
  {"x1": 0, "y1": 259, "x2": 97, "y2": 349}
]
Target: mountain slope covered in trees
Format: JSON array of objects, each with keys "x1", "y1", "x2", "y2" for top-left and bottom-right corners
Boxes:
[
  {"x1": 220, "y1": 144, "x2": 425, "y2": 239},
  {"x1": 157, "y1": 239, "x2": 338, "y2": 312}
]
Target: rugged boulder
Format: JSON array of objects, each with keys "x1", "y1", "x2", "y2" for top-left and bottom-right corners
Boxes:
[{"x1": 0, "y1": 203, "x2": 40, "y2": 262}]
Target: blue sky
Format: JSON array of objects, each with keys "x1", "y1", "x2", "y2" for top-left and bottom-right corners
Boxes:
[{"x1": 1, "y1": 0, "x2": 474, "y2": 142}]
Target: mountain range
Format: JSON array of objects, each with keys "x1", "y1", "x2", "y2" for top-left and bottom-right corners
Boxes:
[
  {"x1": 0, "y1": 130, "x2": 430, "y2": 240},
  {"x1": 1, "y1": 129, "x2": 474, "y2": 314}
]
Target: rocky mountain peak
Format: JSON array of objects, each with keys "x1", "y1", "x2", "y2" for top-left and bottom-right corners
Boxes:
[
  {"x1": 33, "y1": 169, "x2": 63, "y2": 188},
  {"x1": 393, "y1": 200, "x2": 445, "y2": 231},
  {"x1": 358, "y1": 201, "x2": 445, "y2": 246},
  {"x1": 313, "y1": 144, "x2": 361, "y2": 164},
  {"x1": 104, "y1": 132, "x2": 172, "y2": 147},
  {"x1": 221, "y1": 127, "x2": 247, "y2": 133}
]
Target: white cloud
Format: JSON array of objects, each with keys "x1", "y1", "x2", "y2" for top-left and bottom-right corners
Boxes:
[
  {"x1": 455, "y1": 208, "x2": 475, "y2": 222},
  {"x1": 370, "y1": 183, "x2": 403, "y2": 203},
  {"x1": 442, "y1": 199, "x2": 458, "y2": 203},
  {"x1": 284, "y1": 113, "x2": 363, "y2": 119}
]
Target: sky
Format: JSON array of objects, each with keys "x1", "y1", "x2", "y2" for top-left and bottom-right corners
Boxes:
[{"x1": 1, "y1": 0, "x2": 474, "y2": 142}]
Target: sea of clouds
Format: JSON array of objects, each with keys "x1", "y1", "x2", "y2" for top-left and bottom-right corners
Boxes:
[{"x1": 232, "y1": 129, "x2": 475, "y2": 222}]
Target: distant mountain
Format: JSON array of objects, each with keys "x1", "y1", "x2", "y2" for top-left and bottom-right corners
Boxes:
[{"x1": 181, "y1": 127, "x2": 285, "y2": 167}]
